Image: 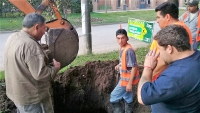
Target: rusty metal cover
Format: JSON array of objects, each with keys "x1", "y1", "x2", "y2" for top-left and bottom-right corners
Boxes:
[{"x1": 47, "y1": 28, "x2": 79, "y2": 68}]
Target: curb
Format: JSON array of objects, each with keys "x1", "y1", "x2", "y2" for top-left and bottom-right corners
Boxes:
[{"x1": 0, "y1": 30, "x2": 19, "y2": 34}]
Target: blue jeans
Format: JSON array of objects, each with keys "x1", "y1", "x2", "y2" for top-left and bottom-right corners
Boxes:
[
  {"x1": 14, "y1": 96, "x2": 54, "y2": 113},
  {"x1": 15, "y1": 103, "x2": 46, "y2": 113},
  {"x1": 110, "y1": 80, "x2": 133, "y2": 103}
]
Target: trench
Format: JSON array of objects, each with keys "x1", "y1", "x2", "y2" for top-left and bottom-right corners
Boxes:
[{"x1": 0, "y1": 60, "x2": 151, "y2": 113}]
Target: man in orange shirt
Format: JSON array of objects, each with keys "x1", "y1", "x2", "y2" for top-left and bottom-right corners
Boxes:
[{"x1": 150, "y1": 2, "x2": 193, "y2": 81}]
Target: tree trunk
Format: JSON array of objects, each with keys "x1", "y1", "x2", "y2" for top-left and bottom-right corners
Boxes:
[{"x1": 168, "y1": 0, "x2": 179, "y2": 7}]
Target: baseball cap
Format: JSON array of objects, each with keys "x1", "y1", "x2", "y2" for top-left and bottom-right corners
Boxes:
[{"x1": 186, "y1": 0, "x2": 199, "y2": 6}]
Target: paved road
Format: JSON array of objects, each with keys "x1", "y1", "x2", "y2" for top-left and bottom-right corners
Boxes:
[
  {"x1": 0, "y1": 22, "x2": 160, "y2": 71},
  {"x1": 0, "y1": 33, "x2": 11, "y2": 71}
]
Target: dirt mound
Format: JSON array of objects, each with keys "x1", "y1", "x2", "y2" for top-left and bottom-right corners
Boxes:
[
  {"x1": 0, "y1": 60, "x2": 151, "y2": 113},
  {"x1": 53, "y1": 60, "x2": 151, "y2": 113},
  {"x1": 0, "y1": 80, "x2": 16, "y2": 113}
]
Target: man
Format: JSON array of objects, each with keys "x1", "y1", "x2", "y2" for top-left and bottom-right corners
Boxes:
[
  {"x1": 179, "y1": 0, "x2": 200, "y2": 50},
  {"x1": 110, "y1": 29, "x2": 140, "y2": 113},
  {"x1": 150, "y1": 2, "x2": 193, "y2": 81},
  {"x1": 4, "y1": 13, "x2": 61, "y2": 113},
  {"x1": 137, "y1": 25, "x2": 200, "y2": 112}
]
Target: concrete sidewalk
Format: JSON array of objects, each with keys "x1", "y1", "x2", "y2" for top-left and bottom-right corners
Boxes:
[{"x1": 0, "y1": 22, "x2": 160, "y2": 71}]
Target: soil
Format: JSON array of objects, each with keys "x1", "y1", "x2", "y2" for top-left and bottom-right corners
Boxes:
[{"x1": 0, "y1": 60, "x2": 151, "y2": 113}]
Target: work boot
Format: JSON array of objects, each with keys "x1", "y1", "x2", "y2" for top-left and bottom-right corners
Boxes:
[
  {"x1": 111, "y1": 102, "x2": 124, "y2": 113},
  {"x1": 125, "y1": 101, "x2": 133, "y2": 113}
]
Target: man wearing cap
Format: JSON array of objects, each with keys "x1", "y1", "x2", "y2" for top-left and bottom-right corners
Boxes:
[{"x1": 179, "y1": 0, "x2": 200, "y2": 50}]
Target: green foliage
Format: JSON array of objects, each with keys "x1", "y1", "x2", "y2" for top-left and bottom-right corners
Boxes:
[
  {"x1": 70, "y1": 0, "x2": 93, "y2": 13},
  {"x1": 0, "y1": 0, "x2": 16, "y2": 17},
  {"x1": 0, "y1": 0, "x2": 42, "y2": 17},
  {"x1": 27, "y1": 0, "x2": 42, "y2": 9},
  {"x1": 71, "y1": 0, "x2": 81, "y2": 13},
  {"x1": 0, "y1": 71, "x2": 5, "y2": 80},
  {"x1": 0, "y1": 0, "x2": 91, "y2": 18}
]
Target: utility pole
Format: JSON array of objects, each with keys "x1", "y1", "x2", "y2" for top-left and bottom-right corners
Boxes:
[
  {"x1": 81, "y1": 0, "x2": 92, "y2": 54},
  {"x1": 105, "y1": 0, "x2": 107, "y2": 13}
]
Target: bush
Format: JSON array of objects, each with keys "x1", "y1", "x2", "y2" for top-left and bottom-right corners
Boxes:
[{"x1": 71, "y1": 0, "x2": 93, "y2": 13}]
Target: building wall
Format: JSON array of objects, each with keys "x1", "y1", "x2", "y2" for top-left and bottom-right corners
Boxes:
[
  {"x1": 92, "y1": 0, "x2": 185, "y2": 11},
  {"x1": 97, "y1": 0, "x2": 111, "y2": 9},
  {"x1": 156, "y1": 0, "x2": 167, "y2": 6}
]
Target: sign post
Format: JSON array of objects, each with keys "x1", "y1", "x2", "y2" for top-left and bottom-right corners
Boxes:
[{"x1": 127, "y1": 18, "x2": 154, "y2": 43}]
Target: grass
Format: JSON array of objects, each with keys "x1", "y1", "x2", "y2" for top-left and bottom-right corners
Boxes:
[
  {"x1": 0, "y1": 71, "x2": 5, "y2": 80},
  {"x1": 0, "y1": 9, "x2": 186, "y2": 31},
  {"x1": 59, "y1": 47, "x2": 148, "y2": 73},
  {"x1": 0, "y1": 17, "x2": 23, "y2": 31}
]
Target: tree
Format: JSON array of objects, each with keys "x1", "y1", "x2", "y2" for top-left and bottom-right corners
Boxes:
[{"x1": 0, "y1": 0, "x2": 92, "y2": 18}]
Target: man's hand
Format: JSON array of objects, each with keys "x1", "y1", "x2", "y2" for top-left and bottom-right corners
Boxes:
[
  {"x1": 126, "y1": 83, "x2": 132, "y2": 92},
  {"x1": 53, "y1": 59, "x2": 61, "y2": 72},
  {"x1": 144, "y1": 49, "x2": 160, "y2": 70},
  {"x1": 115, "y1": 64, "x2": 119, "y2": 71}
]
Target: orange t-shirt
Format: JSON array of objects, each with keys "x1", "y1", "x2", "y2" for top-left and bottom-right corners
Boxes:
[{"x1": 150, "y1": 21, "x2": 193, "y2": 81}]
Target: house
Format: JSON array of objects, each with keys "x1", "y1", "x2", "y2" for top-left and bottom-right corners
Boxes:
[{"x1": 92, "y1": 0, "x2": 186, "y2": 12}]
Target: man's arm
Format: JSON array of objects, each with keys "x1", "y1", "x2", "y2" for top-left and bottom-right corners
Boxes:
[
  {"x1": 137, "y1": 49, "x2": 159, "y2": 104},
  {"x1": 137, "y1": 67, "x2": 152, "y2": 105},
  {"x1": 125, "y1": 48, "x2": 137, "y2": 92},
  {"x1": 126, "y1": 66, "x2": 137, "y2": 92},
  {"x1": 26, "y1": 45, "x2": 60, "y2": 81}
]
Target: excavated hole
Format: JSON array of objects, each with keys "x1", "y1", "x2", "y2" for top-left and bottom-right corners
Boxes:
[{"x1": 0, "y1": 60, "x2": 151, "y2": 113}]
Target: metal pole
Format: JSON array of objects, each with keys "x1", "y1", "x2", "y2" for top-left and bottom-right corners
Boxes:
[
  {"x1": 81, "y1": 0, "x2": 92, "y2": 55},
  {"x1": 105, "y1": 0, "x2": 107, "y2": 13}
]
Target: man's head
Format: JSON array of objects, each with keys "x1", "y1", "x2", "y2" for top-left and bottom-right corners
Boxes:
[
  {"x1": 154, "y1": 25, "x2": 191, "y2": 64},
  {"x1": 22, "y1": 13, "x2": 46, "y2": 41},
  {"x1": 116, "y1": 29, "x2": 128, "y2": 47},
  {"x1": 186, "y1": 0, "x2": 199, "y2": 13},
  {"x1": 155, "y1": 2, "x2": 178, "y2": 29}
]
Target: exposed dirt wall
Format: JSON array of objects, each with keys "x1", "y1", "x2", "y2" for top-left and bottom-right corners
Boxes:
[{"x1": 0, "y1": 60, "x2": 151, "y2": 113}]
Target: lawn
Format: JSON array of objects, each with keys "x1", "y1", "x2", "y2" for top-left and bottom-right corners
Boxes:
[
  {"x1": 59, "y1": 47, "x2": 148, "y2": 73},
  {"x1": 0, "y1": 9, "x2": 186, "y2": 31},
  {"x1": 0, "y1": 71, "x2": 5, "y2": 80}
]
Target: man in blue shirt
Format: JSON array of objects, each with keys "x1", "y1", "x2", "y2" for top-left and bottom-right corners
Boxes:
[{"x1": 137, "y1": 25, "x2": 200, "y2": 112}]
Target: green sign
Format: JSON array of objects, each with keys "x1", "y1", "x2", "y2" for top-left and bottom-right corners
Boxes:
[{"x1": 128, "y1": 18, "x2": 154, "y2": 43}]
